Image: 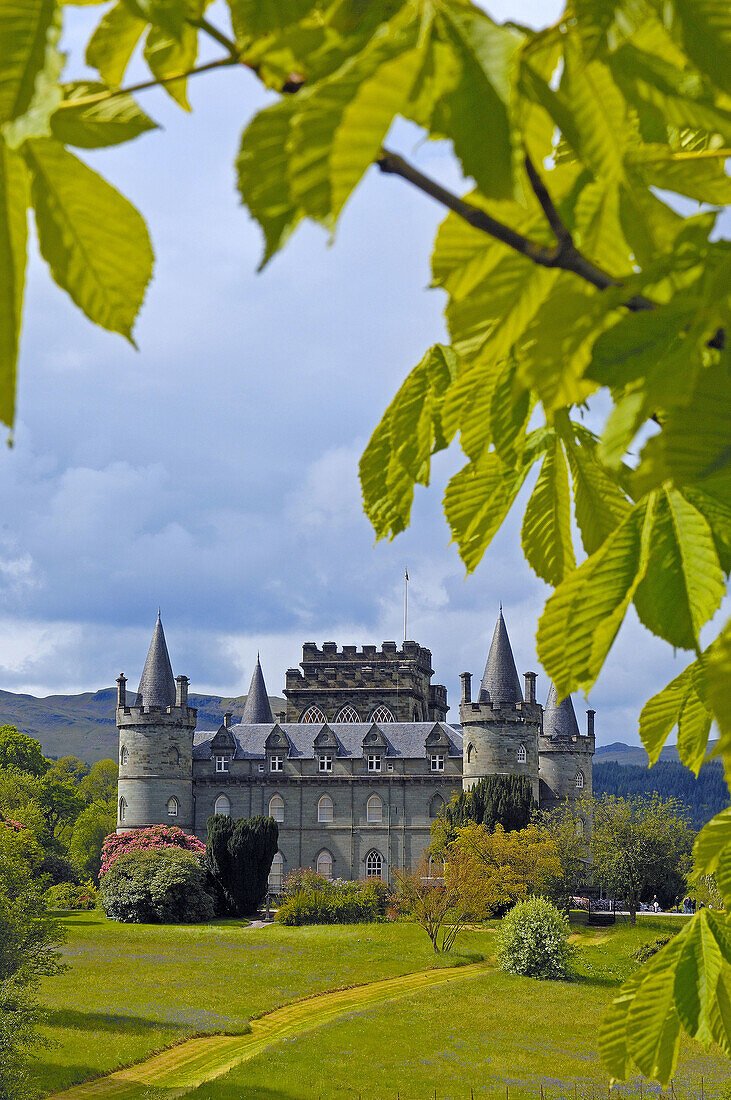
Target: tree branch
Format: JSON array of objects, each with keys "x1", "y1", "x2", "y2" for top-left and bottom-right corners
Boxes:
[
  {"x1": 193, "y1": 16, "x2": 240, "y2": 60},
  {"x1": 56, "y1": 56, "x2": 242, "y2": 111},
  {"x1": 524, "y1": 154, "x2": 573, "y2": 250}
]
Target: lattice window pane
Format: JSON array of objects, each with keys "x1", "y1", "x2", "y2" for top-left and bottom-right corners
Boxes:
[
  {"x1": 365, "y1": 850, "x2": 383, "y2": 878},
  {"x1": 370, "y1": 705, "x2": 395, "y2": 723},
  {"x1": 301, "y1": 706, "x2": 327, "y2": 723},
  {"x1": 335, "y1": 705, "x2": 360, "y2": 722}
]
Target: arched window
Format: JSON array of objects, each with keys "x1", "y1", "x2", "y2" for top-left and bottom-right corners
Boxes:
[
  {"x1": 269, "y1": 794, "x2": 284, "y2": 823},
  {"x1": 269, "y1": 851, "x2": 284, "y2": 893},
  {"x1": 428, "y1": 855, "x2": 446, "y2": 878},
  {"x1": 301, "y1": 706, "x2": 327, "y2": 723},
  {"x1": 575, "y1": 817, "x2": 585, "y2": 837},
  {"x1": 119, "y1": 796, "x2": 127, "y2": 821},
  {"x1": 366, "y1": 794, "x2": 382, "y2": 823},
  {"x1": 120, "y1": 745, "x2": 128, "y2": 765},
  {"x1": 335, "y1": 704, "x2": 359, "y2": 722},
  {"x1": 467, "y1": 743, "x2": 475, "y2": 763},
  {"x1": 169, "y1": 745, "x2": 180, "y2": 766},
  {"x1": 316, "y1": 850, "x2": 333, "y2": 880},
  {"x1": 370, "y1": 705, "x2": 395, "y2": 723},
  {"x1": 318, "y1": 794, "x2": 334, "y2": 823},
  {"x1": 429, "y1": 794, "x2": 445, "y2": 819},
  {"x1": 413, "y1": 708, "x2": 419, "y2": 722},
  {"x1": 575, "y1": 770, "x2": 585, "y2": 789},
  {"x1": 167, "y1": 796, "x2": 178, "y2": 817},
  {"x1": 517, "y1": 743, "x2": 527, "y2": 763},
  {"x1": 365, "y1": 850, "x2": 383, "y2": 878},
  {"x1": 214, "y1": 793, "x2": 231, "y2": 816}
]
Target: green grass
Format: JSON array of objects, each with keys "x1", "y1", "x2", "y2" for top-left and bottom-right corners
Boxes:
[{"x1": 32, "y1": 913, "x2": 492, "y2": 1095}]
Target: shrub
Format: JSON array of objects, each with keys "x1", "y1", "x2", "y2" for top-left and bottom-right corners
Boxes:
[
  {"x1": 100, "y1": 825, "x2": 205, "y2": 876},
  {"x1": 633, "y1": 935, "x2": 674, "y2": 963},
  {"x1": 281, "y1": 868, "x2": 330, "y2": 897},
  {"x1": 497, "y1": 896, "x2": 573, "y2": 980},
  {"x1": 276, "y1": 879, "x2": 388, "y2": 926},
  {"x1": 99, "y1": 848, "x2": 215, "y2": 923},
  {"x1": 44, "y1": 881, "x2": 97, "y2": 911}
]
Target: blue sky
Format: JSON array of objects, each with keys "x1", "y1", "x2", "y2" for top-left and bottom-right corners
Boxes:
[{"x1": 0, "y1": 0, "x2": 723, "y2": 743}]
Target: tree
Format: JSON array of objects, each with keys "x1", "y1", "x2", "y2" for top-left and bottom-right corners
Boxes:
[
  {"x1": 0, "y1": 728, "x2": 48, "y2": 778},
  {"x1": 99, "y1": 848, "x2": 215, "y2": 924},
  {"x1": 590, "y1": 794, "x2": 694, "y2": 922},
  {"x1": 540, "y1": 802, "x2": 591, "y2": 910},
  {"x1": 0, "y1": 0, "x2": 729, "y2": 1082},
  {"x1": 392, "y1": 857, "x2": 467, "y2": 953},
  {"x1": 447, "y1": 823, "x2": 563, "y2": 919},
  {"x1": 205, "y1": 814, "x2": 279, "y2": 916},
  {"x1": 79, "y1": 760, "x2": 118, "y2": 806},
  {"x1": 68, "y1": 801, "x2": 117, "y2": 880},
  {"x1": 430, "y1": 775, "x2": 534, "y2": 854}
]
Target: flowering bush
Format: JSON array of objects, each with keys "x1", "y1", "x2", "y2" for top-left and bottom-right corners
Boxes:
[
  {"x1": 45, "y1": 881, "x2": 97, "y2": 911},
  {"x1": 100, "y1": 825, "x2": 205, "y2": 876},
  {"x1": 0, "y1": 816, "x2": 25, "y2": 832},
  {"x1": 496, "y1": 895, "x2": 573, "y2": 980},
  {"x1": 100, "y1": 848, "x2": 215, "y2": 923}
]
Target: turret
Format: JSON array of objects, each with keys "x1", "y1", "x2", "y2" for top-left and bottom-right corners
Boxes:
[
  {"x1": 116, "y1": 612, "x2": 196, "y2": 832},
  {"x1": 461, "y1": 609, "x2": 541, "y2": 799},
  {"x1": 538, "y1": 683, "x2": 595, "y2": 813}
]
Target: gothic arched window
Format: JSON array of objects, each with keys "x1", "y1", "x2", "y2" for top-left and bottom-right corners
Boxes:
[
  {"x1": 517, "y1": 743, "x2": 527, "y2": 763},
  {"x1": 269, "y1": 851, "x2": 284, "y2": 893},
  {"x1": 318, "y1": 794, "x2": 334, "y2": 823},
  {"x1": 301, "y1": 706, "x2": 327, "y2": 723},
  {"x1": 429, "y1": 794, "x2": 445, "y2": 819},
  {"x1": 366, "y1": 794, "x2": 383, "y2": 823},
  {"x1": 169, "y1": 745, "x2": 180, "y2": 766},
  {"x1": 575, "y1": 817, "x2": 585, "y2": 837},
  {"x1": 575, "y1": 770, "x2": 585, "y2": 789},
  {"x1": 467, "y1": 743, "x2": 475, "y2": 763},
  {"x1": 214, "y1": 794, "x2": 231, "y2": 816},
  {"x1": 119, "y1": 796, "x2": 127, "y2": 821},
  {"x1": 120, "y1": 745, "x2": 128, "y2": 765},
  {"x1": 167, "y1": 796, "x2": 178, "y2": 817},
  {"x1": 365, "y1": 850, "x2": 383, "y2": 878},
  {"x1": 335, "y1": 704, "x2": 359, "y2": 722},
  {"x1": 370, "y1": 705, "x2": 395, "y2": 723},
  {"x1": 269, "y1": 794, "x2": 284, "y2": 823},
  {"x1": 316, "y1": 850, "x2": 333, "y2": 880}
]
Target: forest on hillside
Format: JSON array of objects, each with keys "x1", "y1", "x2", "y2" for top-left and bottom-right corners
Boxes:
[{"x1": 593, "y1": 761, "x2": 730, "y2": 830}]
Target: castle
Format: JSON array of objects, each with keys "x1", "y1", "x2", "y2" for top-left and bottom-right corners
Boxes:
[{"x1": 116, "y1": 609, "x2": 594, "y2": 887}]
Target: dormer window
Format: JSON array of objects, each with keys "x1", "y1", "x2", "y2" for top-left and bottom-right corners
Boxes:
[
  {"x1": 318, "y1": 754, "x2": 333, "y2": 773},
  {"x1": 367, "y1": 753, "x2": 382, "y2": 773},
  {"x1": 270, "y1": 754, "x2": 284, "y2": 772},
  {"x1": 215, "y1": 755, "x2": 230, "y2": 773},
  {"x1": 430, "y1": 753, "x2": 445, "y2": 772}
]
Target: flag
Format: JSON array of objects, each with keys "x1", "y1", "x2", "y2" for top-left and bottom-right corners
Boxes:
[{"x1": 405, "y1": 568, "x2": 409, "y2": 581}]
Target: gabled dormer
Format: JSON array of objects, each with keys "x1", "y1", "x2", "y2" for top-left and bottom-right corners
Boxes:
[
  {"x1": 211, "y1": 720, "x2": 236, "y2": 773},
  {"x1": 424, "y1": 722, "x2": 449, "y2": 772},
  {"x1": 265, "y1": 724, "x2": 290, "y2": 774},
  {"x1": 314, "y1": 724, "x2": 338, "y2": 774},
  {"x1": 362, "y1": 723, "x2": 388, "y2": 774}
]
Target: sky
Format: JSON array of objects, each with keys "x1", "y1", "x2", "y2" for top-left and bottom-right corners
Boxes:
[{"x1": 0, "y1": 0, "x2": 725, "y2": 744}]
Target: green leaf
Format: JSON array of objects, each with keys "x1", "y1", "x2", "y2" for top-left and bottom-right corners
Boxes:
[
  {"x1": 444, "y1": 449, "x2": 532, "y2": 574},
  {"x1": 674, "y1": 0, "x2": 731, "y2": 96},
  {"x1": 639, "y1": 660, "x2": 698, "y2": 766},
  {"x1": 0, "y1": 139, "x2": 28, "y2": 430},
  {"x1": 708, "y1": 969, "x2": 731, "y2": 1057},
  {"x1": 0, "y1": 0, "x2": 55, "y2": 124},
  {"x1": 705, "y1": 619, "x2": 731, "y2": 742},
  {"x1": 128, "y1": 0, "x2": 187, "y2": 41},
  {"x1": 143, "y1": 21, "x2": 198, "y2": 110},
  {"x1": 85, "y1": 1, "x2": 146, "y2": 87},
  {"x1": 24, "y1": 138, "x2": 153, "y2": 340},
  {"x1": 521, "y1": 436, "x2": 575, "y2": 587},
  {"x1": 695, "y1": 804, "x2": 731, "y2": 903},
  {"x1": 559, "y1": 37, "x2": 629, "y2": 182},
  {"x1": 227, "y1": 0, "x2": 318, "y2": 41},
  {"x1": 561, "y1": 421, "x2": 631, "y2": 555},
  {"x1": 2, "y1": 8, "x2": 63, "y2": 149},
  {"x1": 674, "y1": 909, "x2": 724, "y2": 1044},
  {"x1": 629, "y1": 149, "x2": 731, "y2": 207},
  {"x1": 489, "y1": 356, "x2": 532, "y2": 468},
  {"x1": 683, "y1": 485, "x2": 731, "y2": 575},
  {"x1": 359, "y1": 344, "x2": 458, "y2": 541},
  {"x1": 50, "y1": 82, "x2": 157, "y2": 148},
  {"x1": 626, "y1": 941, "x2": 682, "y2": 1083},
  {"x1": 633, "y1": 487, "x2": 725, "y2": 650},
  {"x1": 537, "y1": 495, "x2": 654, "y2": 699}
]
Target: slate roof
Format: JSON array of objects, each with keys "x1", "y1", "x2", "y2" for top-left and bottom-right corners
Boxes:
[
  {"x1": 193, "y1": 722, "x2": 462, "y2": 761},
  {"x1": 543, "y1": 683, "x2": 580, "y2": 739},
  {"x1": 241, "y1": 656, "x2": 274, "y2": 724},
  {"x1": 479, "y1": 609, "x2": 523, "y2": 705},
  {"x1": 136, "y1": 612, "x2": 176, "y2": 709}
]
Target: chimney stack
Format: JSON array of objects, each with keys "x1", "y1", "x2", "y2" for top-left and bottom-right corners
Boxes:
[
  {"x1": 116, "y1": 673, "x2": 127, "y2": 708},
  {"x1": 175, "y1": 675, "x2": 189, "y2": 709},
  {"x1": 223, "y1": 711, "x2": 232, "y2": 729},
  {"x1": 586, "y1": 709, "x2": 595, "y2": 738},
  {"x1": 460, "y1": 672, "x2": 472, "y2": 704},
  {"x1": 524, "y1": 671, "x2": 537, "y2": 705}
]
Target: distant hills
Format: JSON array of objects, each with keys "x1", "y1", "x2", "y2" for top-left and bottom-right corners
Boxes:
[
  {"x1": 595, "y1": 741, "x2": 690, "y2": 765},
  {"x1": 0, "y1": 687, "x2": 286, "y2": 763}
]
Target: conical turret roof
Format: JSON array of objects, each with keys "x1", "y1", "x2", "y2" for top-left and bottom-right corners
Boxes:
[
  {"x1": 242, "y1": 655, "x2": 274, "y2": 724},
  {"x1": 480, "y1": 608, "x2": 523, "y2": 705},
  {"x1": 543, "y1": 683, "x2": 580, "y2": 739},
  {"x1": 137, "y1": 611, "x2": 176, "y2": 708}
]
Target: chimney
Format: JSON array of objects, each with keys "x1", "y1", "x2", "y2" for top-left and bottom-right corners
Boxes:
[
  {"x1": 524, "y1": 671, "x2": 537, "y2": 705},
  {"x1": 116, "y1": 673, "x2": 127, "y2": 708},
  {"x1": 586, "y1": 709, "x2": 595, "y2": 738},
  {"x1": 175, "y1": 675, "x2": 189, "y2": 709},
  {"x1": 223, "y1": 711, "x2": 232, "y2": 729},
  {"x1": 460, "y1": 672, "x2": 472, "y2": 704},
  {"x1": 275, "y1": 710, "x2": 286, "y2": 723}
]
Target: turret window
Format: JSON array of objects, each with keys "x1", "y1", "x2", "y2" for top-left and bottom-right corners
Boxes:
[
  {"x1": 119, "y1": 796, "x2": 127, "y2": 821},
  {"x1": 169, "y1": 746, "x2": 180, "y2": 766},
  {"x1": 367, "y1": 794, "x2": 383, "y2": 823},
  {"x1": 269, "y1": 794, "x2": 284, "y2": 823},
  {"x1": 167, "y1": 797, "x2": 179, "y2": 817},
  {"x1": 214, "y1": 794, "x2": 231, "y2": 816},
  {"x1": 120, "y1": 745, "x2": 128, "y2": 765},
  {"x1": 517, "y1": 744, "x2": 527, "y2": 764},
  {"x1": 335, "y1": 705, "x2": 359, "y2": 722},
  {"x1": 467, "y1": 743, "x2": 475, "y2": 763},
  {"x1": 370, "y1": 705, "x2": 395, "y2": 723},
  {"x1": 318, "y1": 794, "x2": 334, "y2": 823},
  {"x1": 575, "y1": 770, "x2": 585, "y2": 789},
  {"x1": 301, "y1": 706, "x2": 327, "y2": 723}
]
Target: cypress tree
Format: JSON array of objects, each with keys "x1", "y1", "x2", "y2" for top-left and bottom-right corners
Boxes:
[
  {"x1": 205, "y1": 814, "x2": 279, "y2": 916},
  {"x1": 433, "y1": 775, "x2": 535, "y2": 850}
]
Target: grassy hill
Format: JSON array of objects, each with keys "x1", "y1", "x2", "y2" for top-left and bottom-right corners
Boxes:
[{"x1": 0, "y1": 687, "x2": 286, "y2": 763}]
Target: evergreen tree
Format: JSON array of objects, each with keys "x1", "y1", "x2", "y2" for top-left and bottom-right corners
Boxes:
[
  {"x1": 205, "y1": 815, "x2": 278, "y2": 916},
  {"x1": 431, "y1": 776, "x2": 534, "y2": 853}
]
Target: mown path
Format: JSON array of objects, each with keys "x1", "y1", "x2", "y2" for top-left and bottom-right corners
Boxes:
[{"x1": 49, "y1": 960, "x2": 489, "y2": 1100}]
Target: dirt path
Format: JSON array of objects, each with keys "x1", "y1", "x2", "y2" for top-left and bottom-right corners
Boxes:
[{"x1": 49, "y1": 960, "x2": 489, "y2": 1100}]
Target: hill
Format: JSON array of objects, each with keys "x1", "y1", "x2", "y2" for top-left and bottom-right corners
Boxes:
[
  {"x1": 0, "y1": 687, "x2": 286, "y2": 763},
  {"x1": 593, "y1": 759, "x2": 729, "y2": 829}
]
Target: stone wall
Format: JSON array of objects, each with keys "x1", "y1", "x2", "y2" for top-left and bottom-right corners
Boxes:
[{"x1": 460, "y1": 700, "x2": 542, "y2": 801}]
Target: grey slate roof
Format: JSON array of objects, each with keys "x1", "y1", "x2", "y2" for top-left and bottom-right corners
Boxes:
[
  {"x1": 241, "y1": 656, "x2": 274, "y2": 724},
  {"x1": 479, "y1": 609, "x2": 523, "y2": 705},
  {"x1": 136, "y1": 612, "x2": 176, "y2": 709},
  {"x1": 193, "y1": 722, "x2": 462, "y2": 761},
  {"x1": 543, "y1": 683, "x2": 580, "y2": 739}
]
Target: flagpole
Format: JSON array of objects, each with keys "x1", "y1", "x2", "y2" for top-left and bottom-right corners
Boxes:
[{"x1": 404, "y1": 568, "x2": 408, "y2": 641}]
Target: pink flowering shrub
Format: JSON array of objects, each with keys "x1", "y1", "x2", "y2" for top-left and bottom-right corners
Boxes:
[
  {"x1": 0, "y1": 816, "x2": 25, "y2": 832},
  {"x1": 100, "y1": 825, "x2": 205, "y2": 876}
]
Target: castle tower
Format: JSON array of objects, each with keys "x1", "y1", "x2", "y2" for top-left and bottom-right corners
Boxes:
[
  {"x1": 460, "y1": 609, "x2": 542, "y2": 800},
  {"x1": 242, "y1": 655, "x2": 274, "y2": 723},
  {"x1": 538, "y1": 683, "x2": 595, "y2": 813},
  {"x1": 116, "y1": 612, "x2": 197, "y2": 832}
]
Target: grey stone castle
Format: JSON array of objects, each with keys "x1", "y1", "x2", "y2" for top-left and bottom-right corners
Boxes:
[{"x1": 116, "y1": 609, "x2": 594, "y2": 887}]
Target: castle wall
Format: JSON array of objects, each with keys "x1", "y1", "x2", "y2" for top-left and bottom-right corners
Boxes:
[{"x1": 538, "y1": 739, "x2": 594, "y2": 815}]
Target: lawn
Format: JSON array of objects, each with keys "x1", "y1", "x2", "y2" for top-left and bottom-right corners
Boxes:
[{"x1": 33, "y1": 915, "x2": 730, "y2": 1100}]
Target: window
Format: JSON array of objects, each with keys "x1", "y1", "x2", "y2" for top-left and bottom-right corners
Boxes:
[
  {"x1": 269, "y1": 794, "x2": 284, "y2": 823},
  {"x1": 269, "y1": 851, "x2": 284, "y2": 893},
  {"x1": 318, "y1": 754, "x2": 333, "y2": 773},
  {"x1": 270, "y1": 754, "x2": 284, "y2": 772},
  {"x1": 318, "y1": 794, "x2": 334, "y2": 823},
  {"x1": 430, "y1": 753, "x2": 445, "y2": 772},
  {"x1": 169, "y1": 746, "x2": 180, "y2": 766},
  {"x1": 467, "y1": 743, "x2": 475, "y2": 763},
  {"x1": 575, "y1": 818, "x2": 585, "y2": 838},
  {"x1": 301, "y1": 706, "x2": 327, "y2": 723},
  {"x1": 215, "y1": 755, "x2": 229, "y2": 772},
  {"x1": 119, "y1": 796, "x2": 127, "y2": 822},
  {"x1": 367, "y1": 794, "x2": 382, "y2": 823},
  {"x1": 387, "y1": 762, "x2": 394, "y2": 772},
  {"x1": 428, "y1": 855, "x2": 446, "y2": 878},
  {"x1": 370, "y1": 705, "x2": 395, "y2": 723},
  {"x1": 367, "y1": 754, "x2": 382, "y2": 773},
  {"x1": 413, "y1": 708, "x2": 419, "y2": 722},
  {"x1": 120, "y1": 745, "x2": 128, "y2": 765},
  {"x1": 167, "y1": 796, "x2": 178, "y2": 817},
  {"x1": 517, "y1": 744, "x2": 527, "y2": 764},
  {"x1": 575, "y1": 770, "x2": 585, "y2": 789},
  {"x1": 214, "y1": 794, "x2": 231, "y2": 816},
  {"x1": 429, "y1": 794, "x2": 445, "y2": 819},
  {"x1": 365, "y1": 850, "x2": 383, "y2": 878},
  {"x1": 335, "y1": 705, "x2": 359, "y2": 722},
  {"x1": 316, "y1": 850, "x2": 333, "y2": 880}
]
